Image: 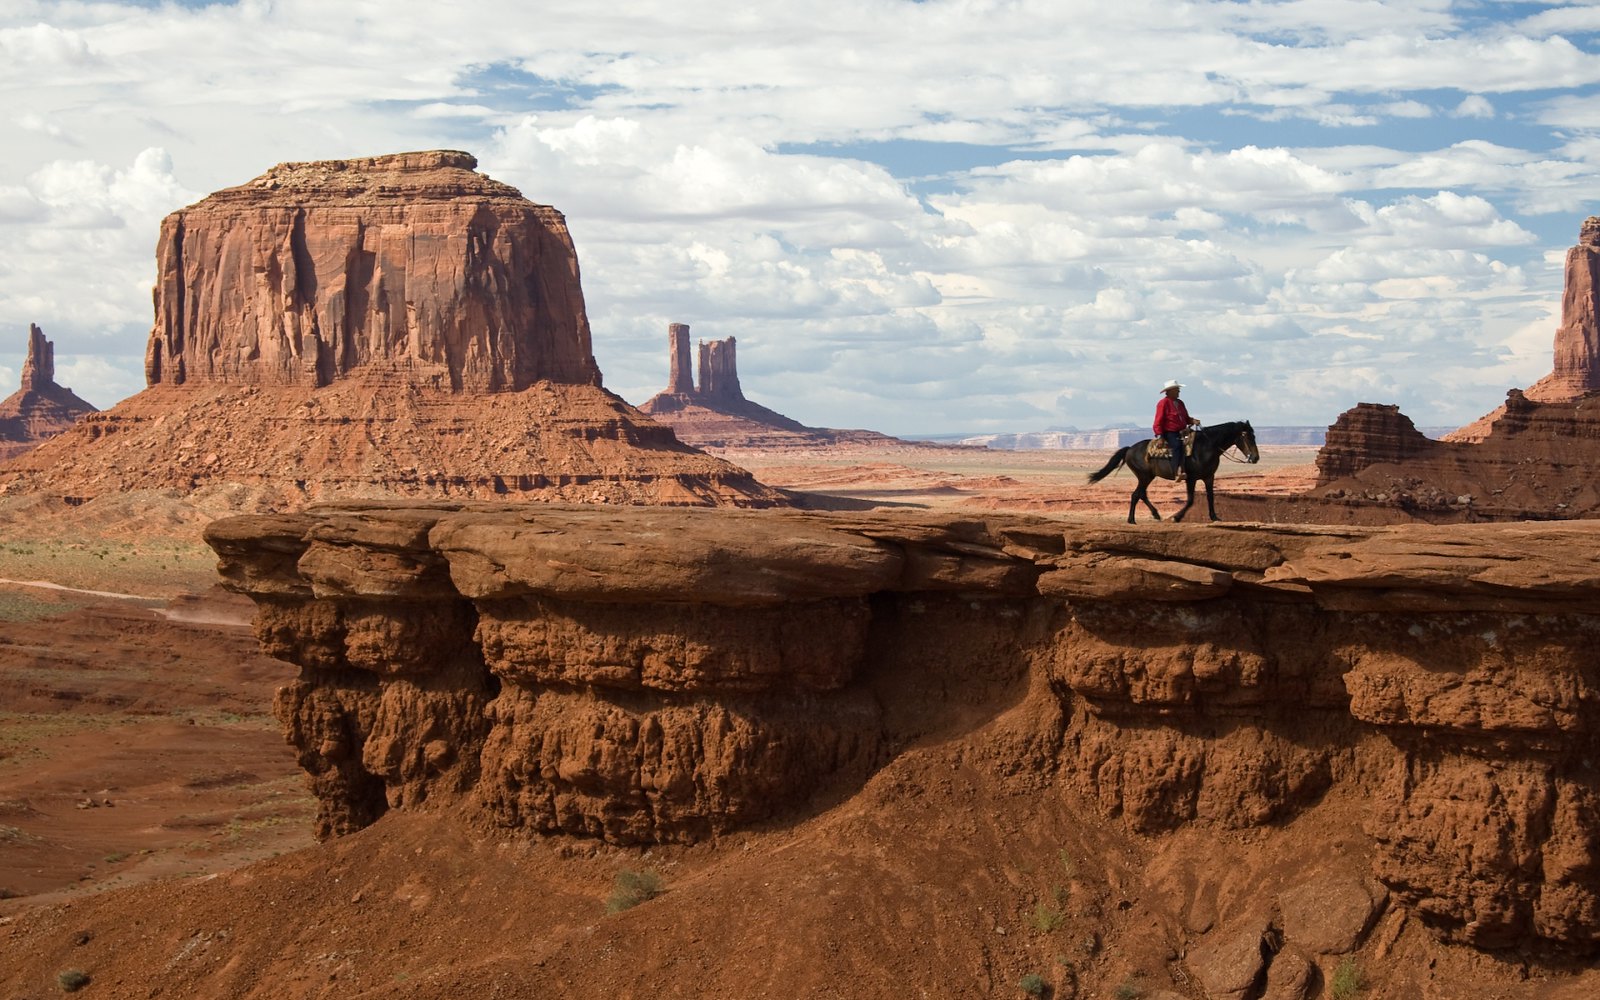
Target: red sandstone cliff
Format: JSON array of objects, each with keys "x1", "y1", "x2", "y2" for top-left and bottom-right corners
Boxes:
[
  {"x1": 180, "y1": 504, "x2": 1600, "y2": 986},
  {"x1": 144, "y1": 150, "x2": 599, "y2": 393},
  {"x1": 0, "y1": 155, "x2": 783, "y2": 508},
  {"x1": 0, "y1": 324, "x2": 97, "y2": 462}
]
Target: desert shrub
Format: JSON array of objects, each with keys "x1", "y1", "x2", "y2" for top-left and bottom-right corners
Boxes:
[
  {"x1": 1019, "y1": 972, "x2": 1047, "y2": 996},
  {"x1": 605, "y1": 869, "x2": 664, "y2": 913},
  {"x1": 57, "y1": 969, "x2": 91, "y2": 992},
  {"x1": 1031, "y1": 901, "x2": 1064, "y2": 933},
  {"x1": 1113, "y1": 980, "x2": 1143, "y2": 1000},
  {"x1": 1330, "y1": 956, "x2": 1363, "y2": 999}
]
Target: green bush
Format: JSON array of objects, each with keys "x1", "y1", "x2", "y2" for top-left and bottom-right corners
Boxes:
[
  {"x1": 1019, "y1": 972, "x2": 1047, "y2": 996},
  {"x1": 57, "y1": 969, "x2": 91, "y2": 993},
  {"x1": 605, "y1": 869, "x2": 665, "y2": 913},
  {"x1": 1113, "y1": 980, "x2": 1143, "y2": 1000},
  {"x1": 1330, "y1": 956, "x2": 1363, "y2": 999}
]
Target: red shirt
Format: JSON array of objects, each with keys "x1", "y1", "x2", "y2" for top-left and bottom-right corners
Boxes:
[{"x1": 1153, "y1": 396, "x2": 1190, "y2": 435}]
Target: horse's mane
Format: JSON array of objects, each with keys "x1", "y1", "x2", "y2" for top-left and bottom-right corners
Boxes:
[{"x1": 1198, "y1": 420, "x2": 1250, "y2": 441}]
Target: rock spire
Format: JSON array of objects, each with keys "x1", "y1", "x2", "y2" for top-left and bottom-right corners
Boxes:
[
  {"x1": 1526, "y1": 216, "x2": 1600, "y2": 402},
  {"x1": 19, "y1": 323, "x2": 51, "y2": 391},
  {"x1": 0, "y1": 323, "x2": 98, "y2": 462}
]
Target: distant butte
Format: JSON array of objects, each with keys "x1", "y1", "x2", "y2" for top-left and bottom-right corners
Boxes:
[
  {"x1": 0, "y1": 152, "x2": 783, "y2": 508},
  {"x1": 638, "y1": 321, "x2": 923, "y2": 449},
  {"x1": 0, "y1": 323, "x2": 97, "y2": 462}
]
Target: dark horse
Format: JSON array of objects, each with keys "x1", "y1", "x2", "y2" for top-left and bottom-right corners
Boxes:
[{"x1": 1087, "y1": 421, "x2": 1260, "y2": 524}]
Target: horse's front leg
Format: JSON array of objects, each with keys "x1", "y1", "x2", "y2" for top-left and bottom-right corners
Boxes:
[
  {"x1": 1205, "y1": 476, "x2": 1219, "y2": 521},
  {"x1": 1172, "y1": 475, "x2": 1197, "y2": 522}
]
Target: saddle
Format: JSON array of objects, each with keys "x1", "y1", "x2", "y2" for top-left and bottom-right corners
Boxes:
[
  {"x1": 1148, "y1": 428, "x2": 1196, "y2": 460},
  {"x1": 1152, "y1": 425, "x2": 1203, "y2": 476}
]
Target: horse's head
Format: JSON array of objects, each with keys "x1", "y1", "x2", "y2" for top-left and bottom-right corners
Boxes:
[{"x1": 1237, "y1": 421, "x2": 1260, "y2": 463}]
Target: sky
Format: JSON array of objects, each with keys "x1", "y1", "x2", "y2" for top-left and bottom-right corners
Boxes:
[{"x1": 1, "y1": 0, "x2": 1598, "y2": 436}]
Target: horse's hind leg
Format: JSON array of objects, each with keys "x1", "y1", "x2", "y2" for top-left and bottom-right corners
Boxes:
[{"x1": 1133, "y1": 474, "x2": 1162, "y2": 523}]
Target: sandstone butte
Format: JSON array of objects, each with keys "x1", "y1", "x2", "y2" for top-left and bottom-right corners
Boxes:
[
  {"x1": 13, "y1": 506, "x2": 1549, "y2": 995},
  {"x1": 638, "y1": 321, "x2": 914, "y2": 448},
  {"x1": 0, "y1": 324, "x2": 96, "y2": 463},
  {"x1": 0, "y1": 151, "x2": 781, "y2": 509}
]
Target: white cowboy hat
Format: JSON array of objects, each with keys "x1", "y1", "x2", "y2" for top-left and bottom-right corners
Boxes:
[{"x1": 1161, "y1": 379, "x2": 1184, "y2": 392}]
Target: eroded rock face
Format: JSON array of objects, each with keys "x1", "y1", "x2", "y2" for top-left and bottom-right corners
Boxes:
[
  {"x1": 0, "y1": 324, "x2": 97, "y2": 462},
  {"x1": 1315, "y1": 403, "x2": 1436, "y2": 486},
  {"x1": 209, "y1": 507, "x2": 1600, "y2": 952},
  {"x1": 145, "y1": 150, "x2": 600, "y2": 392}
]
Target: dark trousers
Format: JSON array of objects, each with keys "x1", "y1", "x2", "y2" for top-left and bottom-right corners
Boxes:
[{"x1": 1162, "y1": 431, "x2": 1185, "y2": 475}]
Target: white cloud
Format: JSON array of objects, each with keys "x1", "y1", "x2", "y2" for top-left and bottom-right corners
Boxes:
[
  {"x1": 52, "y1": 354, "x2": 143, "y2": 409},
  {"x1": 0, "y1": 1, "x2": 1593, "y2": 431}
]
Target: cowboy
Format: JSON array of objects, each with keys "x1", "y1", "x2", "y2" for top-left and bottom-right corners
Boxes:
[{"x1": 1153, "y1": 379, "x2": 1201, "y2": 481}]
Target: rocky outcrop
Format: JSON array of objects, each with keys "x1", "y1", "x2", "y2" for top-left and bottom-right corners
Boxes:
[
  {"x1": 210, "y1": 505, "x2": 1600, "y2": 953},
  {"x1": 0, "y1": 156, "x2": 783, "y2": 507},
  {"x1": 1527, "y1": 216, "x2": 1600, "y2": 403},
  {"x1": 1314, "y1": 403, "x2": 1436, "y2": 485},
  {"x1": 639, "y1": 321, "x2": 913, "y2": 449},
  {"x1": 144, "y1": 150, "x2": 599, "y2": 393},
  {"x1": 0, "y1": 324, "x2": 97, "y2": 462},
  {"x1": 1275, "y1": 391, "x2": 1600, "y2": 522}
]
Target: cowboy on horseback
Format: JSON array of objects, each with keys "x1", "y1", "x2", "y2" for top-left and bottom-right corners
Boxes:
[{"x1": 1154, "y1": 379, "x2": 1201, "y2": 482}]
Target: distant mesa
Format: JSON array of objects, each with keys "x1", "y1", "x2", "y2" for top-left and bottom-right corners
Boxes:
[
  {"x1": 0, "y1": 152, "x2": 782, "y2": 508},
  {"x1": 638, "y1": 322, "x2": 921, "y2": 449},
  {"x1": 0, "y1": 323, "x2": 97, "y2": 462}
]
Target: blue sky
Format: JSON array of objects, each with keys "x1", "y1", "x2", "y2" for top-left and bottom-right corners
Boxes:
[{"x1": 1, "y1": 0, "x2": 1598, "y2": 435}]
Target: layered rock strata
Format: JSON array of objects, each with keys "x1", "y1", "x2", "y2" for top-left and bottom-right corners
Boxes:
[
  {"x1": 145, "y1": 150, "x2": 598, "y2": 392},
  {"x1": 639, "y1": 321, "x2": 911, "y2": 449},
  {"x1": 1314, "y1": 403, "x2": 1436, "y2": 484},
  {"x1": 212, "y1": 505, "x2": 1600, "y2": 953},
  {"x1": 0, "y1": 324, "x2": 97, "y2": 462}
]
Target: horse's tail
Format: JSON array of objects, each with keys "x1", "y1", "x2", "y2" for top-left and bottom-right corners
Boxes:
[{"x1": 1086, "y1": 446, "x2": 1131, "y2": 484}]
